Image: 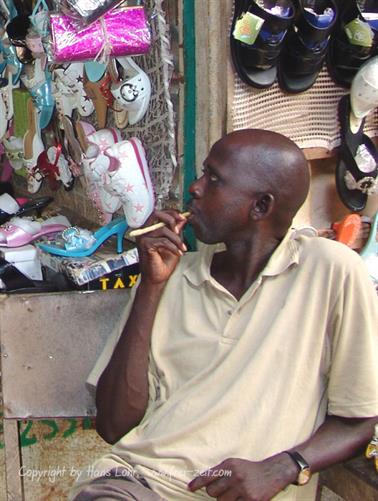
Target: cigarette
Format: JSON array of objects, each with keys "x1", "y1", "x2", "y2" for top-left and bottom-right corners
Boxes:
[{"x1": 128, "y1": 212, "x2": 191, "y2": 237}]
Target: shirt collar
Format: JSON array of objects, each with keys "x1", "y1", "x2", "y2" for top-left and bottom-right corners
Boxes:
[{"x1": 183, "y1": 229, "x2": 306, "y2": 287}]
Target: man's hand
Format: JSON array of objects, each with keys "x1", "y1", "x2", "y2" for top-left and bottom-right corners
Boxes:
[
  {"x1": 188, "y1": 456, "x2": 296, "y2": 501},
  {"x1": 137, "y1": 210, "x2": 188, "y2": 285}
]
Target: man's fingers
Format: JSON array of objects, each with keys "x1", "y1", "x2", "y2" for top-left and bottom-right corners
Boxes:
[
  {"x1": 188, "y1": 464, "x2": 230, "y2": 492},
  {"x1": 140, "y1": 227, "x2": 187, "y2": 253},
  {"x1": 145, "y1": 210, "x2": 187, "y2": 234},
  {"x1": 188, "y1": 471, "x2": 215, "y2": 491},
  {"x1": 147, "y1": 238, "x2": 184, "y2": 257}
]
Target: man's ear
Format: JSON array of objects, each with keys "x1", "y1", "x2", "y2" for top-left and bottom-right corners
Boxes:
[{"x1": 250, "y1": 193, "x2": 275, "y2": 220}]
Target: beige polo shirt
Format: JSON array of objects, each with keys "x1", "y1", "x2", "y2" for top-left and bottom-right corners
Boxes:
[{"x1": 81, "y1": 231, "x2": 378, "y2": 501}]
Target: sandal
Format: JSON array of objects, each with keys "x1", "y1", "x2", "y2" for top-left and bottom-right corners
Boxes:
[
  {"x1": 327, "y1": 0, "x2": 378, "y2": 88},
  {"x1": 38, "y1": 144, "x2": 75, "y2": 191},
  {"x1": 336, "y1": 133, "x2": 377, "y2": 212},
  {"x1": 230, "y1": 0, "x2": 295, "y2": 88},
  {"x1": 23, "y1": 97, "x2": 45, "y2": 193},
  {"x1": 21, "y1": 57, "x2": 55, "y2": 129},
  {"x1": 332, "y1": 213, "x2": 362, "y2": 247},
  {"x1": 3, "y1": 135, "x2": 24, "y2": 170},
  {"x1": 61, "y1": 115, "x2": 85, "y2": 167},
  {"x1": 83, "y1": 70, "x2": 109, "y2": 129},
  {"x1": 84, "y1": 60, "x2": 107, "y2": 82},
  {"x1": 0, "y1": 215, "x2": 70, "y2": 247},
  {"x1": 0, "y1": 257, "x2": 63, "y2": 293},
  {"x1": 336, "y1": 94, "x2": 378, "y2": 211},
  {"x1": 38, "y1": 217, "x2": 128, "y2": 257},
  {"x1": 278, "y1": 0, "x2": 338, "y2": 93},
  {"x1": 53, "y1": 62, "x2": 95, "y2": 117},
  {"x1": 350, "y1": 56, "x2": 378, "y2": 120},
  {"x1": 0, "y1": 192, "x2": 53, "y2": 224},
  {"x1": 2, "y1": 38, "x2": 23, "y2": 85}
]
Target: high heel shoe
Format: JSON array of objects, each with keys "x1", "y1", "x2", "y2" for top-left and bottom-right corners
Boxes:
[
  {"x1": 37, "y1": 217, "x2": 128, "y2": 257},
  {"x1": 23, "y1": 97, "x2": 45, "y2": 193}
]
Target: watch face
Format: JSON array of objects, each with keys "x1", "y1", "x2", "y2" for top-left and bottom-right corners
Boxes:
[{"x1": 297, "y1": 467, "x2": 311, "y2": 485}]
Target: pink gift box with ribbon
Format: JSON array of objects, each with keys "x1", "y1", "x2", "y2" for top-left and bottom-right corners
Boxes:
[{"x1": 50, "y1": 6, "x2": 151, "y2": 63}]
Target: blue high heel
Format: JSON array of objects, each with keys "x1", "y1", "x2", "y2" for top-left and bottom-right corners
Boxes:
[
  {"x1": 21, "y1": 57, "x2": 55, "y2": 129},
  {"x1": 3, "y1": 43, "x2": 23, "y2": 84},
  {"x1": 37, "y1": 217, "x2": 129, "y2": 257}
]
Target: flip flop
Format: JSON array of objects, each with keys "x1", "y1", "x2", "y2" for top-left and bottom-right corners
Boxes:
[
  {"x1": 0, "y1": 193, "x2": 53, "y2": 224},
  {"x1": 38, "y1": 217, "x2": 128, "y2": 257},
  {"x1": 332, "y1": 213, "x2": 362, "y2": 247},
  {"x1": 230, "y1": 0, "x2": 295, "y2": 88},
  {"x1": 0, "y1": 215, "x2": 70, "y2": 247},
  {"x1": 336, "y1": 94, "x2": 378, "y2": 211},
  {"x1": 336, "y1": 133, "x2": 378, "y2": 212}
]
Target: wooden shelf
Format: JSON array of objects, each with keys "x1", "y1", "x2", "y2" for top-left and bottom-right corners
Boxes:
[{"x1": 303, "y1": 148, "x2": 337, "y2": 161}]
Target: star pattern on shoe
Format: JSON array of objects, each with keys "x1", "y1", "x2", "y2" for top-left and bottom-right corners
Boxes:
[
  {"x1": 98, "y1": 137, "x2": 112, "y2": 151},
  {"x1": 134, "y1": 202, "x2": 144, "y2": 213}
]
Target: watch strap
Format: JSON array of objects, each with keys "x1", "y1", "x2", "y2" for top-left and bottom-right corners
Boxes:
[{"x1": 283, "y1": 450, "x2": 311, "y2": 485}]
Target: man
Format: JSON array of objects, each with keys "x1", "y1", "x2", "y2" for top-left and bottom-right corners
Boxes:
[{"x1": 71, "y1": 129, "x2": 378, "y2": 501}]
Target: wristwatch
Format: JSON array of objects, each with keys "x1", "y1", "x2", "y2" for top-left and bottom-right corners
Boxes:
[{"x1": 283, "y1": 450, "x2": 312, "y2": 486}]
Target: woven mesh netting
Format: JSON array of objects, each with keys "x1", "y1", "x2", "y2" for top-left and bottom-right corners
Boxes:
[
  {"x1": 232, "y1": 68, "x2": 378, "y2": 150},
  {"x1": 125, "y1": 0, "x2": 177, "y2": 206}
]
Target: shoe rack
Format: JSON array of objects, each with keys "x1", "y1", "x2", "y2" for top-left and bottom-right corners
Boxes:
[{"x1": 193, "y1": 0, "x2": 377, "y2": 246}]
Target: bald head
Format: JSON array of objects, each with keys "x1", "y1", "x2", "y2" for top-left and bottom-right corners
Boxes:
[{"x1": 212, "y1": 129, "x2": 310, "y2": 230}]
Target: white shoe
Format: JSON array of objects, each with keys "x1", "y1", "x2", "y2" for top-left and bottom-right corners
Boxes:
[
  {"x1": 111, "y1": 57, "x2": 151, "y2": 125},
  {"x1": 104, "y1": 137, "x2": 154, "y2": 228}
]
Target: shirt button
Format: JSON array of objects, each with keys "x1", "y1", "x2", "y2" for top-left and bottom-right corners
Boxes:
[{"x1": 227, "y1": 310, "x2": 232, "y2": 316}]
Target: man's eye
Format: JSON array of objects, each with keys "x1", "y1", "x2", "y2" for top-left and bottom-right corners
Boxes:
[{"x1": 209, "y1": 174, "x2": 218, "y2": 182}]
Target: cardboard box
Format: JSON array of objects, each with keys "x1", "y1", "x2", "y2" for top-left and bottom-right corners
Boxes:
[
  {"x1": 38, "y1": 246, "x2": 139, "y2": 290},
  {"x1": 0, "y1": 244, "x2": 43, "y2": 280}
]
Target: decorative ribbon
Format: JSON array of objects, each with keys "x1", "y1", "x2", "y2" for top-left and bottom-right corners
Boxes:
[
  {"x1": 344, "y1": 171, "x2": 378, "y2": 195},
  {"x1": 94, "y1": 17, "x2": 113, "y2": 64}
]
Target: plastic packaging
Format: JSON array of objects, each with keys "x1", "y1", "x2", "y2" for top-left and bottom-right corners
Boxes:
[
  {"x1": 63, "y1": 0, "x2": 124, "y2": 25},
  {"x1": 50, "y1": 6, "x2": 151, "y2": 63},
  {"x1": 350, "y1": 56, "x2": 378, "y2": 119}
]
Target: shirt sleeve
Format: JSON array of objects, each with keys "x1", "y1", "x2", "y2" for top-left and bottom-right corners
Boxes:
[{"x1": 327, "y1": 254, "x2": 378, "y2": 418}]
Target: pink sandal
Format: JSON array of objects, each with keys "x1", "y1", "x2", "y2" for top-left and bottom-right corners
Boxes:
[{"x1": 0, "y1": 215, "x2": 70, "y2": 247}]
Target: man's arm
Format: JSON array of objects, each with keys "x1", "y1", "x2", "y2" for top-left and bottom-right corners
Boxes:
[
  {"x1": 95, "y1": 211, "x2": 187, "y2": 444},
  {"x1": 188, "y1": 414, "x2": 378, "y2": 501}
]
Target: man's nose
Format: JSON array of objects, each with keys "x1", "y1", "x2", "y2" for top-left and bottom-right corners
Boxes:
[{"x1": 188, "y1": 176, "x2": 203, "y2": 198}]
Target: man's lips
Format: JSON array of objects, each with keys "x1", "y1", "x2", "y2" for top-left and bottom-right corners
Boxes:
[{"x1": 186, "y1": 204, "x2": 198, "y2": 222}]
